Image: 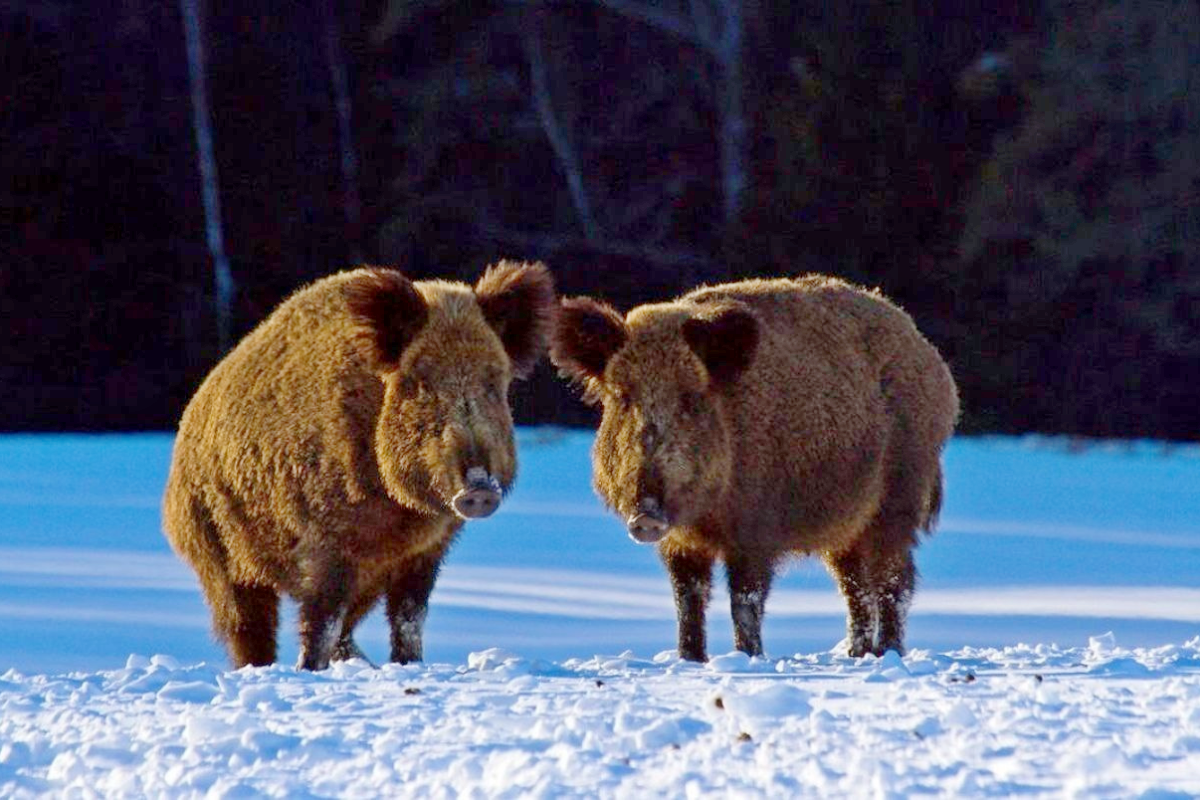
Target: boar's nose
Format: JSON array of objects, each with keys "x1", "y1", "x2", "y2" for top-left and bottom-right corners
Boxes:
[
  {"x1": 627, "y1": 513, "x2": 668, "y2": 543},
  {"x1": 454, "y1": 487, "x2": 500, "y2": 519},
  {"x1": 627, "y1": 497, "x2": 669, "y2": 544},
  {"x1": 453, "y1": 467, "x2": 503, "y2": 519}
]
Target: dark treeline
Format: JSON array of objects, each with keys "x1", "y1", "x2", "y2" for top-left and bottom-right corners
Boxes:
[{"x1": 3, "y1": 0, "x2": 1198, "y2": 439}]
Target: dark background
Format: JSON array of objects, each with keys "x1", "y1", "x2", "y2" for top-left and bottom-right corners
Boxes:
[{"x1": 4, "y1": 0, "x2": 1198, "y2": 439}]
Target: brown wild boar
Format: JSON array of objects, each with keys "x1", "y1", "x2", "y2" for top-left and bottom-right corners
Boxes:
[
  {"x1": 163, "y1": 262, "x2": 555, "y2": 670},
  {"x1": 551, "y1": 275, "x2": 958, "y2": 661}
]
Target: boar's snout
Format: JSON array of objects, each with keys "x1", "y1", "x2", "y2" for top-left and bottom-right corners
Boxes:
[
  {"x1": 627, "y1": 497, "x2": 669, "y2": 544},
  {"x1": 452, "y1": 467, "x2": 503, "y2": 519}
]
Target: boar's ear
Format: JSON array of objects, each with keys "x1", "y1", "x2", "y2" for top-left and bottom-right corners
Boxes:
[
  {"x1": 344, "y1": 269, "x2": 429, "y2": 370},
  {"x1": 550, "y1": 297, "x2": 627, "y2": 387},
  {"x1": 474, "y1": 260, "x2": 557, "y2": 380},
  {"x1": 682, "y1": 303, "x2": 759, "y2": 387}
]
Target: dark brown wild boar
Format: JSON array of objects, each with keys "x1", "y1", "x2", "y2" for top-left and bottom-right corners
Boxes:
[
  {"x1": 163, "y1": 262, "x2": 555, "y2": 670},
  {"x1": 551, "y1": 275, "x2": 958, "y2": 661}
]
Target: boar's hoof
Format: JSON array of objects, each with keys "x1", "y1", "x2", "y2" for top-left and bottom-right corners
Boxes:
[
  {"x1": 627, "y1": 512, "x2": 669, "y2": 544},
  {"x1": 453, "y1": 470, "x2": 503, "y2": 519}
]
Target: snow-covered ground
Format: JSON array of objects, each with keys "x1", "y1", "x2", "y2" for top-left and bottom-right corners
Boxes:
[{"x1": 2, "y1": 430, "x2": 1199, "y2": 797}]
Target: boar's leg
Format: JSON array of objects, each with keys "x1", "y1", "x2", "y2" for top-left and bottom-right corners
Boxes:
[
  {"x1": 296, "y1": 559, "x2": 354, "y2": 671},
  {"x1": 827, "y1": 545, "x2": 877, "y2": 658},
  {"x1": 873, "y1": 547, "x2": 916, "y2": 657},
  {"x1": 172, "y1": 496, "x2": 278, "y2": 667},
  {"x1": 385, "y1": 547, "x2": 449, "y2": 664},
  {"x1": 221, "y1": 583, "x2": 280, "y2": 668},
  {"x1": 725, "y1": 551, "x2": 773, "y2": 658},
  {"x1": 663, "y1": 548, "x2": 714, "y2": 662},
  {"x1": 330, "y1": 596, "x2": 378, "y2": 666},
  {"x1": 330, "y1": 635, "x2": 372, "y2": 664}
]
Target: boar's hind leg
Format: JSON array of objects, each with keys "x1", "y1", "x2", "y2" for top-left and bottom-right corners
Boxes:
[
  {"x1": 663, "y1": 548, "x2": 714, "y2": 662},
  {"x1": 296, "y1": 559, "x2": 354, "y2": 671},
  {"x1": 725, "y1": 551, "x2": 773, "y2": 658},
  {"x1": 330, "y1": 636, "x2": 371, "y2": 665},
  {"x1": 330, "y1": 596, "x2": 377, "y2": 666},
  {"x1": 827, "y1": 545, "x2": 877, "y2": 658},
  {"x1": 385, "y1": 547, "x2": 449, "y2": 664},
  {"x1": 863, "y1": 455, "x2": 929, "y2": 657},
  {"x1": 833, "y1": 518, "x2": 919, "y2": 658},
  {"x1": 873, "y1": 546, "x2": 915, "y2": 657}
]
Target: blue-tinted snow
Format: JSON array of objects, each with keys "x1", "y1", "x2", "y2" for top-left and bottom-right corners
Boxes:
[{"x1": 1, "y1": 430, "x2": 1197, "y2": 674}]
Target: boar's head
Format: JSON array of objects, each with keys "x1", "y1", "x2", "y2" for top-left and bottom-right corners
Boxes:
[
  {"x1": 345, "y1": 262, "x2": 555, "y2": 519},
  {"x1": 551, "y1": 296, "x2": 759, "y2": 543}
]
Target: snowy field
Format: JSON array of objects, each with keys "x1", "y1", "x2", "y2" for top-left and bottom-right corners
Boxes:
[{"x1": 1, "y1": 430, "x2": 1199, "y2": 797}]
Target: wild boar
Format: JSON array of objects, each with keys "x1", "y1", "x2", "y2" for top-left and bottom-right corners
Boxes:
[
  {"x1": 163, "y1": 261, "x2": 555, "y2": 669},
  {"x1": 551, "y1": 275, "x2": 958, "y2": 661}
]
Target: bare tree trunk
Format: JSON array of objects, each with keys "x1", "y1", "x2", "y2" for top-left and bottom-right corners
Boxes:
[
  {"x1": 593, "y1": 0, "x2": 749, "y2": 227},
  {"x1": 714, "y1": 0, "x2": 747, "y2": 226},
  {"x1": 180, "y1": 0, "x2": 234, "y2": 350},
  {"x1": 523, "y1": 16, "x2": 599, "y2": 242},
  {"x1": 324, "y1": 5, "x2": 363, "y2": 262}
]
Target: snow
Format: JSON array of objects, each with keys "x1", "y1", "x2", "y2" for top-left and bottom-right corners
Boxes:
[{"x1": 2, "y1": 430, "x2": 1199, "y2": 797}]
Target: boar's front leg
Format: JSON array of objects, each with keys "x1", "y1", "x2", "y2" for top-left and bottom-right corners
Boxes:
[
  {"x1": 725, "y1": 550, "x2": 773, "y2": 658},
  {"x1": 663, "y1": 547, "x2": 714, "y2": 662},
  {"x1": 224, "y1": 583, "x2": 280, "y2": 668},
  {"x1": 385, "y1": 546, "x2": 449, "y2": 664},
  {"x1": 296, "y1": 557, "x2": 354, "y2": 671}
]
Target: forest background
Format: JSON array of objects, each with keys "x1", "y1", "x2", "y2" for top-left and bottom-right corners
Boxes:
[{"x1": 3, "y1": 0, "x2": 1198, "y2": 440}]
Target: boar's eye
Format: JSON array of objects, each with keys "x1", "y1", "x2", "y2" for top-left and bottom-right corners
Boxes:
[
  {"x1": 680, "y1": 389, "x2": 704, "y2": 416},
  {"x1": 485, "y1": 381, "x2": 504, "y2": 403},
  {"x1": 609, "y1": 388, "x2": 633, "y2": 411}
]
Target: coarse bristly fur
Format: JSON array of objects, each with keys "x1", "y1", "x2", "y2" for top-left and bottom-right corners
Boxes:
[
  {"x1": 551, "y1": 274, "x2": 959, "y2": 661},
  {"x1": 162, "y1": 261, "x2": 555, "y2": 670}
]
